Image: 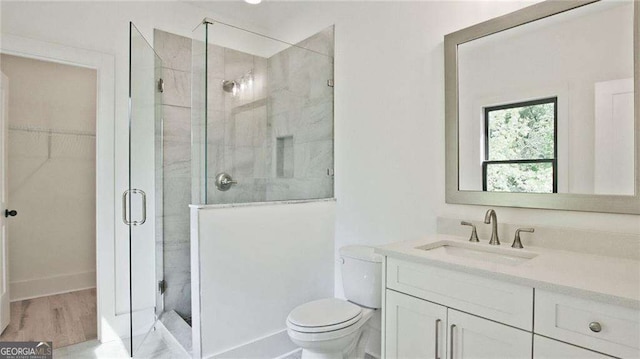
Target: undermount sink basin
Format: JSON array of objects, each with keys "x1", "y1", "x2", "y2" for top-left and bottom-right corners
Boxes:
[{"x1": 417, "y1": 240, "x2": 538, "y2": 266}]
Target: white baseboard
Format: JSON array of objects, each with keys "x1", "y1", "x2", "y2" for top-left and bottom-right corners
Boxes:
[
  {"x1": 209, "y1": 329, "x2": 298, "y2": 359},
  {"x1": 10, "y1": 271, "x2": 96, "y2": 301}
]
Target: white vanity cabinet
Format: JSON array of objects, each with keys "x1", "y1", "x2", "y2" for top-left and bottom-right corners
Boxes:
[
  {"x1": 385, "y1": 289, "x2": 531, "y2": 359},
  {"x1": 447, "y1": 309, "x2": 531, "y2": 359},
  {"x1": 533, "y1": 335, "x2": 615, "y2": 359},
  {"x1": 535, "y1": 289, "x2": 640, "y2": 358},
  {"x1": 385, "y1": 290, "x2": 446, "y2": 358},
  {"x1": 381, "y1": 257, "x2": 640, "y2": 359},
  {"x1": 385, "y1": 258, "x2": 533, "y2": 330},
  {"x1": 384, "y1": 257, "x2": 534, "y2": 359}
]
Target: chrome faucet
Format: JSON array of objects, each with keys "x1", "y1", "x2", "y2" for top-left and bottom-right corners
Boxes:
[
  {"x1": 460, "y1": 221, "x2": 480, "y2": 242},
  {"x1": 512, "y1": 228, "x2": 534, "y2": 249},
  {"x1": 484, "y1": 209, "x2": 500, "y2": 245}
]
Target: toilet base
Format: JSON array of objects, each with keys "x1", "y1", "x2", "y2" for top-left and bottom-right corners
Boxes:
[
  {"x1": 298, "y1": 326, "x2": 372, "y2": 359},
  {"x1": 300, "y1": 351, "x2": 343, "y2": 359}
]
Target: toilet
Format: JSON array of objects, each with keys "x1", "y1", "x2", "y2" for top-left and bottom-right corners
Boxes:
[{"x1": 286, "y1": 246, "x2": 383, "y2": 359}]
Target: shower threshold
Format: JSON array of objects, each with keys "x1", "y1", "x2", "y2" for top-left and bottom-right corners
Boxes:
[{"x1": 160, "y1": 310, "x2": 193, "y2": 354}]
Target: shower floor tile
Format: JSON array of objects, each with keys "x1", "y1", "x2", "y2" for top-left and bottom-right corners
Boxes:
[{"x1": 52, "y1": 327, "x2": 189, "y2": 359}]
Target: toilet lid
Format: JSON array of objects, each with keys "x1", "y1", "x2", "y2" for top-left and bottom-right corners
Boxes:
[{"x1": 287, "y1": 298, "x2": 362, "y2": 330}]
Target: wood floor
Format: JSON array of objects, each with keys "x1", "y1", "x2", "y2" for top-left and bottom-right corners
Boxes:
[{"x1": 0, "y1": 288, "x2": 96, "y2": 348}]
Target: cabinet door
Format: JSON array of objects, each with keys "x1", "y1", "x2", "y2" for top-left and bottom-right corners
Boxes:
[
  {"x1": 534, "y1": 335, "x2": 615, "y2": 359},
  {"x1": 447, "y1": 309, "x2": 531, "y2": 359},
  {"x1": 385, "y1": 290, "x2": 447, "y2": 359}
]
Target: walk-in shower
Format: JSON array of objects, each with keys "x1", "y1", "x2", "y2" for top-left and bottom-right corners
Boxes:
[
  {"x1": 192, "y1": 19, "x2": 335, "y2": 206},
  {"x1": 128, "y1": 19, "x2": 334, "y2": 357},
  {"x1": 189, "y1": 19, "x2": 336, "y2": 357}
]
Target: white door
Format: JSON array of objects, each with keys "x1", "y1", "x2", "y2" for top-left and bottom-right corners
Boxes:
[
  {"x1": 447, "y1": 309, "x2": 531, "y2": 359},
  {"x1": 385, "y1": 290, "x2": 447, "y2": 359},
  {"x1": 0, "y1": 72, "x2": 10, "y2": 334},
  {"x1": 594, "y1": 78, "x2": 634, "y2": 195},
  {"x1": 533, "y1": 335, "x2": 615, "y2": 359}
]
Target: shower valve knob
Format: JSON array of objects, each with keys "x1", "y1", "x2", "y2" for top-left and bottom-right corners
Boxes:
[
  {"x1": 5, "y1": 209, "x2": 17, "y2": 218},
  {"x1": 215, "y1": 172, "x2": 238, "y2": 192}
]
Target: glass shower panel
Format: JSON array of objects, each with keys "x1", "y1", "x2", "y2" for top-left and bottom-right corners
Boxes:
[
  {"x1": 192, "y1": 22, "x2": 208, "y2": 205},
  {"x1": 128, "y1": 23, "x2": 162, "y2": 356},
  {"x1": 193, "y1": 20, "x2": 335, "y2": 205}
]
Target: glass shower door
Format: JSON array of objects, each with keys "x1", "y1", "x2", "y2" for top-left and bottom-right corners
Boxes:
[{"x1": 128, "y1": 22, "x2": 162, "y2": 356}]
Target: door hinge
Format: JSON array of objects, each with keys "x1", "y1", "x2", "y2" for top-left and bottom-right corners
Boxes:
[
  {"x1": 158, "y1": 279, "x2": 166, "y2": 295},
  {"x1": 327, "y1": 79, "x2": 334, "y2": 87},
  {"x1": 157, "y1": 78, "x2": 164, "y2": 93}
]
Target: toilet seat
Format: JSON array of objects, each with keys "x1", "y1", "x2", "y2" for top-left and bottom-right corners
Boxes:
[
  {"x1": 287, "y1": 303, "x2": 375, "y2": 344},
  {"x1": 287, "y1": 319, "x2": 362, "y2": 343},
  {"x1": 287, "y1": 298, "x2": 362, "y2": 333}
]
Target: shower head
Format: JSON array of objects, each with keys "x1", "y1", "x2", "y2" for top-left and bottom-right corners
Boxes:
[{"x1": 222, "y1": 80, "x2": 237, "y2": 93}]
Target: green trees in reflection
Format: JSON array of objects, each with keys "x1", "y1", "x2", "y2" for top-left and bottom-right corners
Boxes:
[{"x1": 486, "y1": 102, "x2": 555, "y2": 193}]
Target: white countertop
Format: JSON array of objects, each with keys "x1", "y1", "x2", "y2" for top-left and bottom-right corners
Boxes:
[{"x1": 375, "y1": 235, "x2": 640, "y2": 309}]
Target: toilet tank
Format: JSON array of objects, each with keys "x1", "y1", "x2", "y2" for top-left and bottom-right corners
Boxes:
[{"x1": 340, "y1": 245, "x2": 383, "y2": 308}]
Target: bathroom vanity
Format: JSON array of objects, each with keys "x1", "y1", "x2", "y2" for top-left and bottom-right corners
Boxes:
[
  {"x1": 376, "y1": 236, "x2": 640, "y2": 359},
  {"x1": 388, "y1": 0, "x2": 640, "y2": 355}
]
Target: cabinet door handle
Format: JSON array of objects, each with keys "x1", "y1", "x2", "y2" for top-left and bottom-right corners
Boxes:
[
  {"x1": 449, "y1": 324, "x2": 456, "y2": 359},
  {"x1": 435, "y1": 319, "x2": 441, "y2": 359}
]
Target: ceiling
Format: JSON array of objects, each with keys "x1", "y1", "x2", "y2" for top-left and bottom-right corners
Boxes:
[{"x1": 185, "y1": 1, "x2": 318, "y2": 35}]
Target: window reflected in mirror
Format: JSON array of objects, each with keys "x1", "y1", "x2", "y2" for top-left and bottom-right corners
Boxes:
[
  {"x1": 483, "y1": 98, "x2": 557, "y2": 193},
  {"x1": 457, "y1": 0, "x2": 634, "y2": 195}
]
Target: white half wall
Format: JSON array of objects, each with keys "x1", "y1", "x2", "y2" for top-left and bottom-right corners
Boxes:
[{"x1": 191, "y1": 200, "x2": 335, "y2": 358}]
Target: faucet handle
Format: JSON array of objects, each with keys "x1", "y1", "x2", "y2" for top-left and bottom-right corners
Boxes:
[
  {"x1": 461, "y1": 221, "x2": 480, "y2": 242},
  {"x1": 512, "y1": 228, "x2": 534, "y2": 249}
]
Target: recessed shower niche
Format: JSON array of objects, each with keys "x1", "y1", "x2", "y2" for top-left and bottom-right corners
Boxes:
[{"x1": 277, "y1": 136, "x2": 294, "y2": 178}]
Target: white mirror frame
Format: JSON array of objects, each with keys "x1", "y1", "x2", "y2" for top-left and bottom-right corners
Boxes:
[{"x1": 445, "y1": 0, "x2": 640, "y2": 214}]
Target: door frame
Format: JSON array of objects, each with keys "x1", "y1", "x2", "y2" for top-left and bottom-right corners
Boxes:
[{"x1": 0, "y1": 34, "x2": 115, "y2": 342}]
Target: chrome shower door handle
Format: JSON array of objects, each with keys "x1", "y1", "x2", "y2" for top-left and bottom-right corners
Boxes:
[
  {"x1": 122, "y1": 189, "x2": 146, "y2": 226},
  {"x1": 131, "y1": 189, "x2": 146, "y2": 226},
  {"x1": 122, "y1": 189, "x2": 131, "y2": 225}
]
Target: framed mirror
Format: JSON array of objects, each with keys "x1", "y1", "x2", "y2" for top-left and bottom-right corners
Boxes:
[{"x1": 445, "y1": 0, "x2": 640, "y2": 214}]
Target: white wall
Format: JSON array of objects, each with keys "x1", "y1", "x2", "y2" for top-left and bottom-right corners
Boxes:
[
  {"x1": 220, "y1": 1, "x2": 640, "y2": 298},
  {"x1": 1, "y1": 54, "x2": 97, "y2": 301},
  {"x1": 191, "y1": 200, "x2": 335, "y2": 358}
]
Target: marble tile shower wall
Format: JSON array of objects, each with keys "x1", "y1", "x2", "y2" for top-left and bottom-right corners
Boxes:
[
  {"x1": 154, "y1": 29, "x2": 192, "y2": 320},
  {"x1": 204, "y1": 26, "x2": 334, "y2": 204},
  {"x1": 206, "y1": 44, "x2": 269, "y2": 204},
  {"x1": 265, "y1": 26, "x2": 335, "y2": 201},
  {"x1": 151, "y1": 26, "x2": 334, "y2": 321}
]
